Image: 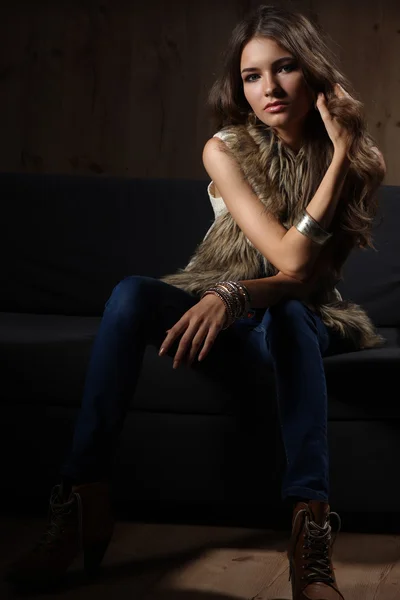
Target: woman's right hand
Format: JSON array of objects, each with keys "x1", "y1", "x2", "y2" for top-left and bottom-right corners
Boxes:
[
  {"x1": 316, "y1": 83, "x2": 353, "y2": 155},
  {"x1": 159, "y1": 293, "x2": 228, "y2": 368}
]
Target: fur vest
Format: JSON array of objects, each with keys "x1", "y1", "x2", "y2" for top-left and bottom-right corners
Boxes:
[{"x1": 160, "y1": 121, "x2": 383, "y2": 350}]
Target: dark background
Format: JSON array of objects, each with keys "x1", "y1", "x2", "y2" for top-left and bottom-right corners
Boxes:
[{"x1": 0, "y1": 0, "x2": 398, "y2": 182}]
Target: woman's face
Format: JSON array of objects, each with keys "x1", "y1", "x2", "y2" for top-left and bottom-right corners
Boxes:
[{"x1": 240, "y1": 36, "x2": 315, "y2": 149}]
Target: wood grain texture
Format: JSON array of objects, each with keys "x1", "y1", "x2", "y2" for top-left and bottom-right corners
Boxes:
[
  {"x1": 1, "y1": 517, "x2": 400, "y2": 599},
  {"x1": 0, "y1": 0, "x2": 398, "y2": 183}
]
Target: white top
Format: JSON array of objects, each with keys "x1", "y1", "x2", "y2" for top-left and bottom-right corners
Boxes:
[
  {"x1": 202, "y1": 130, "x2": 231, "y2": 242},
  {"x1": 206, "y1": 131, "x2": 228, "y2": 220}
]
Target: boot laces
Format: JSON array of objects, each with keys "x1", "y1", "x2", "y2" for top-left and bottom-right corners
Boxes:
[
  {"x1": 290, "y1": 507, "x2": 341, "y2": 584},
  {"x1": 34, "y1": 485, "x2": 76, "y2": 550}
]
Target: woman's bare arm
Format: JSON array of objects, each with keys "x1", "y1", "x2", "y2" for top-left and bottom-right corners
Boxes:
[
  {"x1": 203, "y1": 137, "x2": 350, "y2": 282},
  {"x1": 239, "y1": 272, "x2": 312, "y2": 309},
  {"x1": 239, "y1": 231, "x2": 353, "y2": 308}
]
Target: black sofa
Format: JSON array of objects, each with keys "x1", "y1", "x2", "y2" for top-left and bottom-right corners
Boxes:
[{"x1": 1, "y1": 172, "x2": 400, "y2": 524}]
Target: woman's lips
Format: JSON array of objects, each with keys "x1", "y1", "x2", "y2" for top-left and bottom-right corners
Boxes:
[{"x1": 264, "y1": 103, "x2": 288, "y2": 113}]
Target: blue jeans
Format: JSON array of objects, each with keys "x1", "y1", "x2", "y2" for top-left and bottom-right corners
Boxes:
[{"x1": 60, "y1": 275, "x2": 354, "y2": 502}]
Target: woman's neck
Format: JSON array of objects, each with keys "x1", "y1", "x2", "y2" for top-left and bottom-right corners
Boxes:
[{"x1": 273, "y1": 129, "x2": 303, "y2": 154}]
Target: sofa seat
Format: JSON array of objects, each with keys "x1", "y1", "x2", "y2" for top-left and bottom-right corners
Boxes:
[
  {"x1": 1, "y1": 312, "x2": 399, "y2": 421},
  {"x1": 2, "y1": 174, "x2": 400, "y2": 519}
]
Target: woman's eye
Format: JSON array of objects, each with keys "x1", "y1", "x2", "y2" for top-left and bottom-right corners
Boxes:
[
  {"x1": 280, "y1": 64, "x2": 294, "y2": 73},
  {"x1": 245, "y1": 74, "x2": 259, "y2": 82},
  {"x1": 244, "y1": 64, "x2": 294, "y2": 82}
]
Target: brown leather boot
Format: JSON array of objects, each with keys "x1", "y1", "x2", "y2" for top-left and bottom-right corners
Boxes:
[
  {"x1": 5, "y1": 480, "x2": 114, "y2": 587},
  {"x1": 288, "y1": 500, "x2": 345, "y2": 600}
]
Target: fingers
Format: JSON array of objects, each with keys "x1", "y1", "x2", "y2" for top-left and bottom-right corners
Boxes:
[
  {"x1": 334, "y1": 83, "x2": 345, "y2": 97},
  {"x1": 159, "y1": 319, "x2": 187, "y2": 357},
  {"x1": 317, "y1": 84, "x2": 350, "y2": 109},
  {"x1": 187, "y1": 326, "x2": 209, "y2": 366},
  {"x1": 159, "y1": 319, "x2": 220, "y2": 369},
  {"x1": 315, "y1": 93, "x2": 330, "y2": 121},
  {"x1": 315, "y1": 92, "x2": 324, "y2": 108},
  {"x1": 334, "y1": 83, "x2": 350, "y2": 98},
  {"x1": 197, "y1": 327, "x2": 220, "y2": 363},
  {"x1": 172, "y1": 326, "x2": 198, "y2": 368},
  {"x1": 164, "y1": 319, "x2": 207, "y2": 369},
  {"x1": 158, "y1": 299, "x2": 225, "y2": 368}
]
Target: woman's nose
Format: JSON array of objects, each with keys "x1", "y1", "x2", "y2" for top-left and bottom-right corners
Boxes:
[{"x1": 264, "y1": 74, "x2": 280, "y2": 97}]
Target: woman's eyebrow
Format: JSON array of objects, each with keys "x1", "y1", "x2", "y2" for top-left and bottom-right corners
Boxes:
[{"x1": 241, "y1": 56, "x2": 293, "y2": 74}]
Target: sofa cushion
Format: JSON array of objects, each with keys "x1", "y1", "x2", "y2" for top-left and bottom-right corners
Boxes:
[
  {"x1": 1, "y1": 312, "x2": 398, "y2": 420},
  {"x1": 338, "y1": 185, "x2": 400, "y2": 327},
  {"x1": 1, "y1": 173, "x2": 214, "y2": 316},
  {"x1": 2, "y1": 172, "x2": 400, "y2": 327}
]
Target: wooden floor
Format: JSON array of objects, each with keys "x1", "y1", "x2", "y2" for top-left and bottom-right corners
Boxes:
[{"x1": 1, "y1": 515, "x2": 400, "y2": 599}]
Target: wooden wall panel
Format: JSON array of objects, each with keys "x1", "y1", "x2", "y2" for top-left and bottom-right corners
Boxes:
[
  {"x1": 310, "y1": 0, "x2": 400, "y2": 185},
  {"x1": 0, "y1": 0, "x2": 398, "y2": 183}
]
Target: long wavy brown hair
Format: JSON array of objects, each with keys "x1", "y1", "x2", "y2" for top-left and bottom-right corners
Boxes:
[{"x1": 206, "y1": 4, "x2": 385, "y2": 257}]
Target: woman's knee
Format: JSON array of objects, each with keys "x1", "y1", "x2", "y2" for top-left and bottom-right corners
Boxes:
[
  {"x1": 266, "y1": 299, "x2": 320, "y2": 344},
  {"x1": 104, "y1": 275, "x2": 156, "y2": 316},
  {"x1": 268, "y1": 299, "x2": 309, "y2": 322}
]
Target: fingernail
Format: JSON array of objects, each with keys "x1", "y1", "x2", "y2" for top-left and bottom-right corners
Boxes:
[
  {"x1": 159, "y1": 347, "x2": 165, "y2": 356},
  {"x1": 173, "y1": 361, "x2": 178, "y2": 369}
]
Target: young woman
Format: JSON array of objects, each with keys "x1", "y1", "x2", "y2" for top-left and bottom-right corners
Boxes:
[{"x1": 6, "y1": 5, "x2": 385, "y2": 599}]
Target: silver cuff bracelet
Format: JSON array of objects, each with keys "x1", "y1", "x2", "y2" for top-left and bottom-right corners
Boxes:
[{"x1": 294, "y1": 209, "x2": 332, "y2": 245}]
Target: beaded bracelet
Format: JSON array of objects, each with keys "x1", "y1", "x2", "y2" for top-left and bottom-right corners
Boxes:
[
  {"x1": 200, "y1": 280, "x2": 252, "y2": 329},
  {"x1": 219, "y1": 281, "x2": 251, "y2": 317},
  {"x1": 218, "y1": 282, "x2": 243, "y2": 316},
  {"x1": 202, "y1": 289, "x2": 235, "y2": 329}
]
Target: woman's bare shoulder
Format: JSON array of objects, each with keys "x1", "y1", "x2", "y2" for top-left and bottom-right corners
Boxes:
[{"x1": 203, "y1": 137, "x2": 233, "y2": 199}]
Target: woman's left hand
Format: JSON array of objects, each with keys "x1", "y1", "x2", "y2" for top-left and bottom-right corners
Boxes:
[
  {"x1": 316, "y1": 83, "x2": 353, "y2": 154},
  {"x1": 159, "y1": 293, "x2": 227, "y2": 368}
]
